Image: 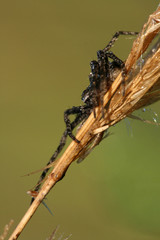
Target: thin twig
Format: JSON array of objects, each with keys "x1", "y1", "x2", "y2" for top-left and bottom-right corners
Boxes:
[{"x1": 9, "y1": 5, "x2": 160, "y2": 240}]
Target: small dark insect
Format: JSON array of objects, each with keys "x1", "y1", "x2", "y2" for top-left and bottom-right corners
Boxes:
[{"x1": 31, "y1": 31, "x2": 138, "y2": 204}]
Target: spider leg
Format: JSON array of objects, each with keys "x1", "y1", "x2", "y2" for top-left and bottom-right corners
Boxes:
[
  {"x1": 64, "y1": 107, "x2": 82, "y2": 143},
  {"x1": 103, "y1": 31, "x2": 138, "y2": 95},
  {"x1": 103, "y1": 31, "x2": 139, "y2": 52},
  {"x1": 88, "y1": 60, "x2": 100, "y2": 117},
  {"x1": 30, "y1": 130, "x2": 68, "y2": 204},
  {"x1": 105, "y1": 51, "x2": 124, "y2": 68},
  {"x1": 64, "y1": 105, "x2": 90, "y2": 143},
  {"x1": 31, "y1": 111, "x2": 89, "y2": 204},
  {"x1": 97, "y1": 50, "x2": 110, "y2": 118}
]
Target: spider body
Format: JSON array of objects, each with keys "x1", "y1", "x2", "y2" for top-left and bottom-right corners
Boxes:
[
  {"x1": 31, "y1": 31, "x2": 138, "y2": 204},
  {"x1": 64, "y1": 49, "x2": 125, "y2": 142}
]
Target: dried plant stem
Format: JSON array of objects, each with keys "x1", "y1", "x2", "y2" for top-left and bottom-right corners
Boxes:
[{"x1": 9, "y1": 5, "x2": 160, "y2": 240}]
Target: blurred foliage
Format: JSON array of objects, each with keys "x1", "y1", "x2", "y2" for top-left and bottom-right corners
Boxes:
[{"x1": 0, "y1": 1, "x2": 160, "y2": 239}]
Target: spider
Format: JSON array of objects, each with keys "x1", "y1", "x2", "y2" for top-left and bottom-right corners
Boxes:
[
  {"x1": 64, "y1": 31, "x2": 139, "y2": 143},
  {"x1": 30, "y1": 31, "x2": 138, "y2": 204}
]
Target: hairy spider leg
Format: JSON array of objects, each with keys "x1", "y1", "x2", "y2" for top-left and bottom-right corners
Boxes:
[
  {"x1": 31, "y1": 111, "x2": 90, "y2": 204},
  {"x1": 88, "y1": 60, "x2": 100, "y2": 117},
  {"x1": 106, "y1": 51, "x2": 124, "y2": 68},
  {"x1": 103, "y1": 31, "x2": 139, "y2": 52},
  {"x1": 30, "y1": 131, "x2": 68, "y2": 204},
  {"x1": 103, "y1": 31, "x2": 139, "y2": 95},
  {"x1": 97, "y1": 50, "x2": 110, "y2": 118},
  {"x1": 64, "y1": 105, "x2": 91, "y2": 143},
  {"x1": 95, "y1": 50, "x2": 124, "y2": 118}
]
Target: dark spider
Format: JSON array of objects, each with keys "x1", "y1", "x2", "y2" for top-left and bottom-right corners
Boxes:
[
  {"x1": 64, "y1": 31, "x2": 139, "y2": 142},
  {"x1": 31, "y1": 31, "x2": 138, "y2": 204}
]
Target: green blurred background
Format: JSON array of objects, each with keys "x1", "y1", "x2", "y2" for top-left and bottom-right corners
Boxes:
[{"x1": 1, "y1": 1, "x2": 160, "y2": 239}]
